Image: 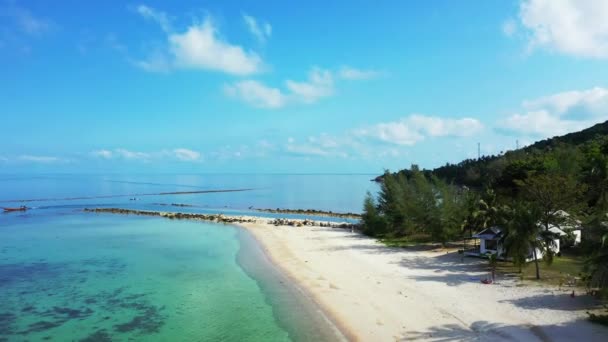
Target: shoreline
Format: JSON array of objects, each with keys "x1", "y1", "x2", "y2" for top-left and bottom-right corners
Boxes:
[
  {"x1": 238, "y1": 223, "x2": 608, "y2": 341},
  {"x1": 237, "y1": 225, "x2": 355, "y2": 342},
  {"x1": 236, "y1": 227, "x2": 350, "y2": 341},
  {"x1": 83, "y1": 207, "x2": 608, "y2": 341},
  {"x1": 84, "y1": 207, "x2": 353, "y2": 339}
]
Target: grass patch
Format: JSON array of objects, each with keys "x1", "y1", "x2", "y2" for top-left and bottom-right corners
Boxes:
[
  {"x1": 495, "y1": 251, "x2": 586, "y2": 286},
  {"x1": 378, "y1": 233, "x2": 435, "y2": 248}
]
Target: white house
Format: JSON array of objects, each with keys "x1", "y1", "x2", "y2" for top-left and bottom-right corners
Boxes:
[
  {"x1": 464, "y1": 226, "x2": 561, "y2": 262},
  {"x1": 551, "y1": 210, "x2": 583, "y2": 245}
]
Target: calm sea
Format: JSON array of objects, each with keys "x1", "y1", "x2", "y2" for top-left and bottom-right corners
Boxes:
[{"x1": 0, "y1": 174, "x2": 376, "y2": 341}]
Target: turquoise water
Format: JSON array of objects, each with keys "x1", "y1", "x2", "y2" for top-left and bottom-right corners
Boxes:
[{"x1": 0, "y1": 212, "x2": 343, "y2": 341}]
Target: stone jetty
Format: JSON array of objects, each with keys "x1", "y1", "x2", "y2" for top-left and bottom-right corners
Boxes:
[
  {"x1": 254, "y1": 208, "x2": 361, "y2": 219},
  {"x1": 84, "y1": 208, "x2": 359, "y2": 230}
]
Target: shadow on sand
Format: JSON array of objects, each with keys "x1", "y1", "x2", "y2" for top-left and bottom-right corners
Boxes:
[
  {"x1": 319, "y1": 232, "x2": 488, "y2": 286},
  {"x1": 499, "y1": 293, "x2": 604, "y2": 311},
  {"x1": 404, "y1": 319, "x2": 607, "y2": 342}
]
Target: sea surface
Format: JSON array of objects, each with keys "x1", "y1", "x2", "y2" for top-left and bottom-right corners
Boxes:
[
  {"x1": 0, "y1": 174, "x2": 376, "y2": 215},
  {"x1": 0, "y1": 174, "x2": 375, "y2": 341}
]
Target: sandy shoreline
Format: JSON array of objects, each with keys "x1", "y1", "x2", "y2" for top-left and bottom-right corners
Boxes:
[
  {"x1": 84, "y1": 208, "x2": 608, "y2": 341},
  {"x1": 239, "y1": 222, "x2": 608, "y2": 341}
]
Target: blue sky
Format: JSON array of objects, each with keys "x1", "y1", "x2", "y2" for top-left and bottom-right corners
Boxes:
[{"x1": 1, "y1": 0, "x2": 608, "y2": 173}]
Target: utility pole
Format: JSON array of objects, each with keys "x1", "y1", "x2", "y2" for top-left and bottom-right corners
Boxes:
[
  {"x1": 477, "y1": 143, "x2": 481, "y2": 160},
  {"x1": 516, "y1": 139, "x2": 519, "y2": 150}
]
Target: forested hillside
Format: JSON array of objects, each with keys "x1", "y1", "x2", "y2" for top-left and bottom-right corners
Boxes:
[{"x1": 363, "y1": 121, "x2": 608, "y2": 292}]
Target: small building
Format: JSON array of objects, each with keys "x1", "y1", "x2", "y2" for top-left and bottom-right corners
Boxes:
[
  {"x1": 551, "y1": 210, "x2": 583, "y2": 245},
  {"x1": 464, "y1": 226, "x2": 561, "y2": 262}
]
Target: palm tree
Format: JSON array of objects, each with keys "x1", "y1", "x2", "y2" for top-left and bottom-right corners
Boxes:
[
  {"x1": 502, "y1": 204, "x2": 557, "y2": 279},
  {"x1": 462, "y1": 188, "x2": 506, "y2": 236}
]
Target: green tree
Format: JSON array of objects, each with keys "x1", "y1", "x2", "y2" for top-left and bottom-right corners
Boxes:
[
  {"x1": 461, "y1": 187, "x2": 507, "y2": 237},
  {"x1": 361, "y1": 192, "x2": 386, "y2": 236},
  {"x1": 503, "y1": 204, "x2": 557, "y2": 279},
  {"x1": 584, "y1": 211, "x2": 608, "y2": 292},
  {"x1": 515, "y1": 174, "x2": 585, "y2": 232}
]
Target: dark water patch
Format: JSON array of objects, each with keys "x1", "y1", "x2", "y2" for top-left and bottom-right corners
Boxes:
[
  {"x1": 73, "y1": 286, "x2": 167, "y2": 336},
  {"x1": 21, "y1": 305, "x2": 36, "y2": 312},
  {"x1": 20, "y1": 320, "x2": 63, "y2": 334},
  {"x1": 79, "y1": 329, "x2": 112, "y2": 342},
  {"x1": 0, "y1": 312, "x2": 17, "y2": 335},
  {"x1": 113, "y1": 306, "x2": 165, "y2": 334},
  {"x1": 42, "y1": 307, "x2": 94, "y2": 320},
  {"x1": 80, "y1": 258, "x2": 127, "y2": 276},
  {"x1": 0, "y1": 262, "x2": 67, "y2": 287}
]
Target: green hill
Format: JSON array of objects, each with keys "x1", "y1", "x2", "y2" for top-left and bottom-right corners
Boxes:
[{"x1": 385, "y1": 120, "x2": 608, "y2": 197}]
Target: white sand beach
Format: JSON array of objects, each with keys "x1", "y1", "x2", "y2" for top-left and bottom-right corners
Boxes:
[{"x1": 240, "y1": 222, "x2": 608, "y2": 341}]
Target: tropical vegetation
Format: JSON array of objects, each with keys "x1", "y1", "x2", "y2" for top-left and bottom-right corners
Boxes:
[{"x1": 362, "y1": 120, "x2": 608, "y2": 293}]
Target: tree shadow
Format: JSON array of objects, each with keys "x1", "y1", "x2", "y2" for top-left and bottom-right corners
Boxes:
[
  {"x1": 318, "y1": 232, "x2": 449, "y2": 254},
  {"x1": 395, "y1": 252, "x2": 488, "y2": 286},
  {"x1": 499, "y1": 293, "x2": 604, "y2": 311},
  {"x1": 317, "y1": 232, "x2": 491, "y2": 286},
  {"x1": 403, "y1": 319, "x2": 607, "y2": 342}
]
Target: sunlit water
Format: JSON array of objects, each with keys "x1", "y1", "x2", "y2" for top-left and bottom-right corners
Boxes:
[
  {"x1": 0, "y1": 213, "x2": 343, "y2": 341},
  {"x1": 1, "y1": 174, "x2": 364, "y2": 341},
  {"x1": 0, "y1": 174, "x2": 377, "y2": 214}
]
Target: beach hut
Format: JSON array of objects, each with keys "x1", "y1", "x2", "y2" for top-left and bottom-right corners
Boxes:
[
  {"x1": 464, "y1": 226, "x2": 561, "y2": 262},
  {"x1": 551, "y1": 210, "x2": 583, "y2": 246}
]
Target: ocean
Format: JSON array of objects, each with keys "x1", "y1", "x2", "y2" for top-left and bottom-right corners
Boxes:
[{"x1": 0, "y1": 174, "x2": 376, "y2": 341}]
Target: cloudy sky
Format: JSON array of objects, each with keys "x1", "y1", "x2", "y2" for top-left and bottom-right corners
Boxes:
[{"x1": 2, "y1": 0, "x2": 608, "y2": 173}]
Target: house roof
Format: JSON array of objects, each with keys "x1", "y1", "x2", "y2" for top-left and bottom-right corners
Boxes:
[
  {"x1": 548, "y1": 226, "x2": 567, "y2": 236},
  {"x1": 472, "y1": 226, "x2": 504, "y2": 240}
]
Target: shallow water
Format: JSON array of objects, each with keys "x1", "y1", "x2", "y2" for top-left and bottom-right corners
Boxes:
[{"x1": 0, "y1": 213, "x2": 343, "y2": 341}]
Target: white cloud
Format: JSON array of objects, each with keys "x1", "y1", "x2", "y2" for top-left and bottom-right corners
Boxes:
[
  {"x1": 224, "y1": 80, "x2": 286, "y2": 109},
  {"x1": 11, "y1": 7, "x2": 50, "y2": 35},
  {"x1": 356, "y1": 115, "x2": 484, "y2": 146},
  {"x1": 18, "y1": 155, "x2": 60, "y2": 163},
  {"x1": 502, "y1": 18, "x2": 517, "y2": 37},
  {"x1": 283, "y1": 134, "x2": 351, "y2": 158},
  {"x1": 91, "y1": 148, "x2": 202, "y2": 162},
  {"x1": 518, "y1": 0, "x2": 608, "y2": 58},
  {"x1": 522, "y1": 87, "x2": 608, "y2": 117},
  {"x1": 285, "y1": 67, "x2": 334, "y2": 103},
  {"x1": 225, "y1": 67, "x2": 335, "y2": 108},
  {"x1": 168, "y1": 18, "x2": 263, "y2": 75},
  {"x1": 500, "y1": 87, "x2": 608, "y2": 136},
  {"x1": 501, "y1": 110, "x2": 589, "y2": 137},
  {"x1": 243, "y1": 14, "x2": 271, "y2": 43},
  {"x1": 285, "y1": 143, "x2": 331, "y2": 157},
  {"x1": 356, "y1": 122, "x2": 423, "y2": 146},
  {"x1": 114, "y1": 148, "x2": 150, "y2": 160},
  {"x1": 136, "y1": 4, "x2": 171, "y2": 32},
  {"x1": 338, "y1": 66, "x2": 382, "y2": 80},
  {"x1": 134, "y1": 6, "x2": 263, "y2": 75},
  {"x1": 92, "y1": 150, "x2": 113, "y2": 159},
  {"x1": 172, "y1": 148, "x2": 201, "y2": 161},
  {"x1": 134, "y1": 51, "x2": 171, "y2": 72}
]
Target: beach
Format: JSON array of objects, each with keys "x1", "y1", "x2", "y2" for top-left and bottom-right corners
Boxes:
[{"x1": 240, "y1": 222, "x2": 608, "y2": 341}]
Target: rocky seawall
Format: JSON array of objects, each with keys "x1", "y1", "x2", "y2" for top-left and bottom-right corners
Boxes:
[
  {"x1": 253, "y1": 208, "x2": 361, "y2": 220},
  {"x1": 84, "y1": 208, "x2": 359, "y2": 230}
]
